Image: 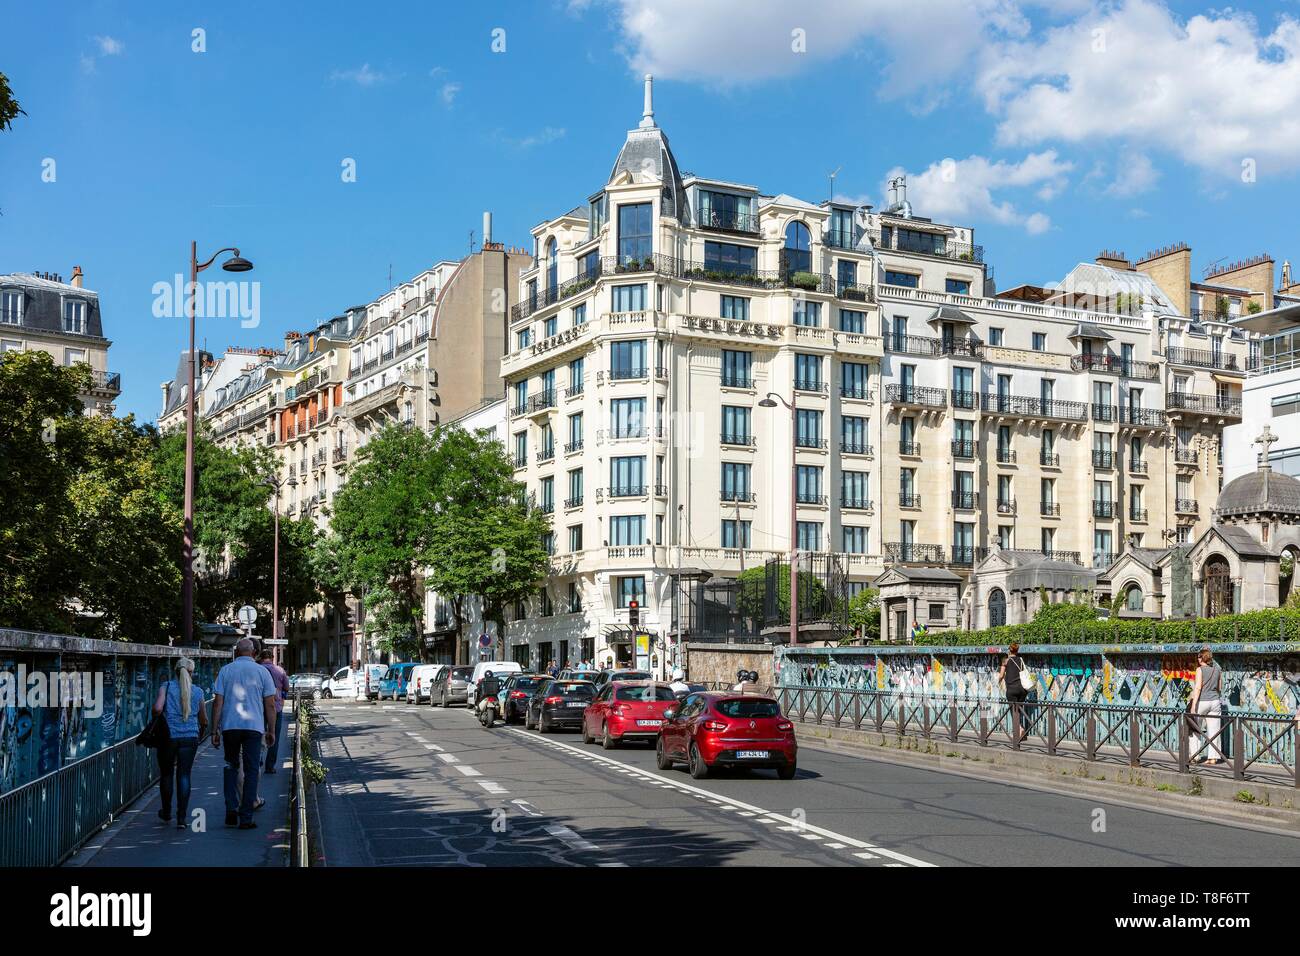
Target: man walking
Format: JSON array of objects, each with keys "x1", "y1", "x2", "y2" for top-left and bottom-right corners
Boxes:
[
  {"x1": 259, "y1": 650, "x2": 290, "y2": 775},
  {"x1": 211, "y1": 638, "x2": 278, "y2": 829}
]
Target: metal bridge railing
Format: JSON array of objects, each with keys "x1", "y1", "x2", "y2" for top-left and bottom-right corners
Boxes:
[
  {"x1": 289, "y1": 700, "x2": 310, "y2": 867},
  {"x1": 774, "y1": 685, "x2": 1298, "y2": 786},
  {"x1": 0, "y1": 735, "x2": 159, "y2": 867}
]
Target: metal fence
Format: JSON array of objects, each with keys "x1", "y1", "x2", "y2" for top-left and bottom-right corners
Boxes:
[
  {"x1": 0, "y1": 734, "x2": 159, "y2": 866},
  {"x1": 775, "y1": 685, "x2": 1298, "y2": 786},
  {"x1": 289, "y1": 700, "x2": 309, "y2": 867}
]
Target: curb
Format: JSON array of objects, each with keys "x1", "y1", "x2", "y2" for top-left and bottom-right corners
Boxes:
[{"x1": 795, "y1": 720, "x2": 1300, "y2": 833}]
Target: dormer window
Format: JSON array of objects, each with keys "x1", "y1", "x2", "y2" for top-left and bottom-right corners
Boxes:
[
  {"x1": 0, "y1": 289, "x2": 21, "y2": 325},
  {"x1": 63, "y1": 298, "x2": 87, "y2": 334}
]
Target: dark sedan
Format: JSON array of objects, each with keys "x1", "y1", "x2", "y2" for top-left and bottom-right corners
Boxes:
[
  {"x1": 501, "y1": 673, "x2": 548, "y2": 724},
  {"x1": 288, "y1": 672, "x2": 327, "y2": 700},
  {"x1": 524, "y1": 679, "x2": 595, "y2": 733}
]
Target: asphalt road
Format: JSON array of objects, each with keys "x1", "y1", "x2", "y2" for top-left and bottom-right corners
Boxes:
[{"x1": 312, "y1": 698, "x2": 1300, "y2": 867}]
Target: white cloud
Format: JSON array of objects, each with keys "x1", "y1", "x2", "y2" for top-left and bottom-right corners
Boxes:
[
  {"x1": 440, "y1": 82, "x2": 461, "y2": 106},
  {"x1": 515, "y1": 126, "x2": 567, "y2": 149},
  {"x1": 588, "y1": 0, "x2": 1030, "y2": 104},
  {"x1": 95, "y1": 35, "x2": 124, "y2": 56},
  {"x1": 329, "y1": 64, "x2": 392, "y2": 87},
  {"x1": 1103, "y1": 151, "x2": 1160, "y2": 198},
  {"x1": 978, "y1": 0, "x2": 1300, "y2": 176},
  {"x1": 874, "y1": 151, "x2": 1073, "y2": 234}
]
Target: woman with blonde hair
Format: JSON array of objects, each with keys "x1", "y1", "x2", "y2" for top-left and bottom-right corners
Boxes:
[{"x1": 152, "y1": 657, "x2": 207, "y2": 827}]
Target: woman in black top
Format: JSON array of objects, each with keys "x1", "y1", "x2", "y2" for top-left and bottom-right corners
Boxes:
[{"x1": 998, "y1": 642, "x2": 1030, "y2": 742}]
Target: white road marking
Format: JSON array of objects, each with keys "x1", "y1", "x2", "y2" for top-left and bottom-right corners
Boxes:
[
  {"x1": 507, "y1": 727, "x2": 937, "y2": 868},
  {"x1": 436, "y1": 753, "x2": 459, "y2": 764},
  {"x1": 511, "y1": 800, "x2": 543, "y2": 817},
  {"x1": 854, "y1": 851, "x2": 877, "y2": 860},
  {"x1": 824, "y1": 842, "x2": 846, "y2": 849},
  {"x1": 422, "y1": 743, "x2": 444, "y2": 752},
  {"x1": 455, "y1": 765, "x2": 482, "y2": 777},
  {"x1": 545, "y1": 825, "x2": 599, "y2": 853},
  {"x1": 476, "y1": 781, "x2": 508, "y2": 795},
  {"x1": 404, "y1": 732, "x2": 420, "y2": 737}
]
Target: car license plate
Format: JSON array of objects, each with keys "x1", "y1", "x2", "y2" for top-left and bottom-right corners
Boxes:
[
  {"x1": 566, "y1": 702, "x2": 586, "y2": 707},
  {"x1": 736, "y1": 750, "x2": 769, "y2": 759},
  {"x1": 636, "y1": 719, "x2": 662, "y2": 727}
]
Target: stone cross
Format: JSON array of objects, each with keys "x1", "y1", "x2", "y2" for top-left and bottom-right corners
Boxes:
[{"x1": 1255, "y1": 425, "x2": 1278, "y2": 466}]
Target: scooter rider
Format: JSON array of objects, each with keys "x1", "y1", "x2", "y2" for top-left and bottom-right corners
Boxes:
[{"x1": 476, "y1": 670, "x2": 502, "y2": 723}]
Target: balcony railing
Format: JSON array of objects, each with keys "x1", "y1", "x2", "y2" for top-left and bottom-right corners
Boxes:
[
  {"x1": 536, "y1": 447, "x2": 555, "y2": 464},
  {"x1": 1092, "y1": 551, "x2": 1118, "y2": 569},
  {"x1": 1167, "y1": 392, "x2": 1243, "y2": 418},
  {"x1": 883, "y1": 333, "x2": 983, "y2": 359},
  {"x1": 951, "y1": 439, "x2": 978, "y2": 458},
  {"x1": 981, "y1": 393, "x2": 1088, "y2": 421},
  {"x1": 899, "y1": 441, "x2": 921, "y2": 456},
  {"x1": 1176, "y1": 498, "x2": 1199, "y2": 514},
  {"x1": 841, "y1": 496, "x2": 873, "y2": 510},
  {"x1": 1070, "y1": 353, "x2": 1161, "y2": 380},
  {"x1": 840, "y1": 383, "x2": 871, "y2": 400},
  {"x1": 721, "y1": 433, "x2": 754, "y2": 446},
  {"x1": 952, "y1": 491, "x2": 979, "y2": 510},
  {"x1": 1175, "y1": 448, "x2": 1199, "y2": 466},
  {"x1": 1092, "y1": 450, "x2": 1114, "y2": 469},
  {"x1": 528, "y1": 390, "x2": 558, "y2": 413},
  {"x1": 1040, "y1": 451, "x2": 1060, "y2": 467},
  {"x1": 886, "y1": 384, "x2": 947, "y2": 407},
  {"x1": 836, "y1": 283, "x2": 874, "y2": 304},
  {"x1": 697, "y1": 208, "x2": 760, "y2": 235},
  {"x1": 1091, "y1": 403, "x2": 1117, "y2": 423},
  {"x1": 795, "y1": 492, "x2": 828, "y2": 505},
  {"x1": 1123, "y1": 406, "x2": 1167, "y2": 428},
  {"x1": 949, "y1": 546, "x2": 987, "y2": 566},
  {"x1": 840, "y1": 441, "x2": 873, "y2": 456},
  {"x1": 332, "y1": 446, "x2": 348, "y2": 463},
  {"x1": 1041, "y1": 501, "x2": 1060, "y2": 516},
  {"x1": 513, "y1": 454, "x2": 527, "y2": 469},
  {"x1": 899, "y1": 493, "x2": 922, "y2": 509},
  {"x1": 1042, "y1": 550, "x2": 1082, "y2": 565},
  {"x1": 1129, "y1": 458, "x2": 1147, "y2": 474},
  {"x1": 872, "y1": 229, "x2": 984, "y2": 264},
  {"x1": 607, "y1": 485, "x2": 647, "y2": 498},
  {"x1": 885, "y1": 542, "x2": 945, "y2": 564},
  {"x1": 794, "y1": 378, "x2": 827, "y2": 394},
  {"x1": 950, "y1": 390, "x2": 978, "y2": 410},
  {"x1": 795, "y1": 436, "x2": 828, "y2": 449},
  {"x1": 721, "y1": 490, "x2": 757, "y2": 503},
  {"x1": 564, "y1": 496, "x2": 583, "y2": 509},
  {"x1": 721, "y1": 373, "x2": 753, "y2": 389},
  {"x1": 564, "y1": 440, "x2": 583, "y2": 454},
  {"x1": 606, "y1": 366, "x2": 649, "y2": 382},
  {"x1": 1093, "y1": 500, "x2": 1115, "y2": 519},
  {"x1": 565, "y1": 383, "x2": 584, "y2": 399},
  {"x1": 996, "y1": 499, "x2": 1016, "y2": 515},
  {"x1": 511, "y1": 266, "x2": 603, "y2": 321},
  {"x1": 1167, "y1": 346, "x2": 1241, "y2": 372},
  {"x1": 88, "y1": 369, "x2": 122, "y2": 393},
  {"x1": 1130, "y1": 508, "x2": 1148, "y2": 522},
  {"x1": 996, "y1": 448, "x2": 1017, "y2": 465}
]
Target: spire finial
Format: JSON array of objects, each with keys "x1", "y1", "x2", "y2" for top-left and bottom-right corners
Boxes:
[
  {"x1": 640, "y1": 73, "x2": 655, "y2": 128},
  {"x1": 1255, "y1": 425, "x2": 1278, "y2": 470}
]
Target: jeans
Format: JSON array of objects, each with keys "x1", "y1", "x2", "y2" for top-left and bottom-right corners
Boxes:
[
  {"x1": 158, "y1": 738, "x2": 199, "y2": 819},
  {"x1": 222, "y1": 729, "x2": 264, "y2": 824},
  {"x1": 264, "y1": 711, "x2": 285, "y2": 772}
]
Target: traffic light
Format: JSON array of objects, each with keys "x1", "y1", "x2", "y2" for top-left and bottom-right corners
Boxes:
[{"x1": 628, "y1": 599, "x2": 639, "y2": 628}]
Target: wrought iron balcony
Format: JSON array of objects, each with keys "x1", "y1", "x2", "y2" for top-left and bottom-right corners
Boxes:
[
  {"x1": 513, "y1": 454, "x2": 526, "y2": 469},
  {"x1": 510, "y1": 403, "x2": 527, "y2": 418},
  {"x1": 795, "y1": 492, "x2": 828, "y2": 505},
  {"x1": 824, "y1": 230, "x2": 858, "y2": 251},
  {"x1": 565, "y1": 383, "x2": 584, "y2": 398},
  {"x1": 841, "y1": 496, "x2": 873, "y2": 510},
  {"x1": 1042, "y1": 550, "x2": 1082, "y2": 565},
  {"x1": 951, "y1": 439, "x2": 978, "y2": 458},
  {"x1": 836, "y1": 283, "x2": 873, "y2": 303},
  {"x1": 981, "y1": 393, "x2": 1088, "y2": 422},
  {"x1": 89, "y1": 369, "x2": 122, "y2": 393},
  {"x1": 1070, "y1": 353, "x2": 1160, "y2": 380},
  {"x1": 540, "y1": 500, "x2": 555, "y2": 515},
  {"x1": 607, "y1": 484, "x2": 647, "y2": 498},
  {"x1": 996, "y1": 499, "x2": 1016, "y2": 515},
  {"x1": 564, "y1": 495, "x2": 583, "y2": 509},
  {"x1": 564, "y1": 440, "x2": 583, "y2": 454},
  {"x1": 1129, "y1": 458, "x2": 1147, "y2": 474},
  {"x1": 536, "y1": 447, "x2": 555, "y2": 464},
  {"x1": 1176, "y1": 498, "x2": 1198, "y2": 514},
  {"x1": 1092, "y1": 551, "x2": 1118, "y2": 569},
  {"x1": 697, "y1": 208, "x2": 760, "y2": 235},
  {"x1": 886, "y1": 384, "x2": 947, "y2": 407},
  {"x1": 1123, "y1": 406, "x2": 1167, "y2": 428},
  {"x1": 1167, "y1": 392, "x2": 1243, "y2": 418},
  {"x1": 950, "y1": 390, "x2": 978, "y2": 410},
  {"x1": 332, "y1": 445, "x2": 348, "y2": 463},
  {"x1": 528, "y1": 390, "x2": 558, "y2": 413},
  {"x1": 840, "y1": 441, "x2": 873, "y2": 456},
  {"x1": 899, "y1": 493, "x2": 922, "y2": 508},
  {"x1": 885, "y1": 542, "x2": 945, "y2": 564},
  {"x1": 952, "y1": 491, "x2": 979, "y2": 510},
  {"x1": 1091, "y1": 403, "x2": 1117, "y2": 423},
  {"x1": 1041, "y1": 501, "x2": 1060, "y2": 516},
  {"x1": 1093, "y1": 500, "x2": 1115, "y2": 519},
  {"x1": 873, "y1": 229, "x2": 984, "y2": 264},
  {"x1": 1167, "y1": 346, "x2": 1241, "y2": 372},
  {"x1": 721, "y1": 489, "x2": 757, "y2": 503},
  {"x1": 997, "y1": 448, "x2": 1017, "y2": 465},
  {"x1": 1175, "y1": 447, "x2": 1198, "y2": 466},
  {"x1": 511, "y1": 265, "x2": 604, "y2": 322},
  {"x1": 949, "y1": 546, "x2": 987, "y2": 567},
  {"x1": 1130, "y1": 508, "x2": 1148, "y2": 522},
  {"x1": 794, "y1": 378, "x2": 827, "y2": 394},
  {"x1": 795, "y1": 435, "x2": 828, "y2": 449},
  {"x1": 721, "y1": 373, "x2": 753, "y2": 389},
  {"x1": 720, "y1": 432, "x2": 755, "y2": 446},
  {"x1": 840, "y1": 383, "x2": 871, "y2": 400},
  {"x1": 899, "y1": 440, "x2": 921, "y2": 456},
  {"x1": 606, "y1": 366, "x2": 649, "y2": 382},
  {"x1": 1092, "y1": 450, "x2": 1114, "y2": 469}
]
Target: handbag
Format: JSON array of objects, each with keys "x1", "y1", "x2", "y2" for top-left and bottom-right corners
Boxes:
[
  {"x1": 137, "y1": 683, "x2": 172, "y2": 749},
  {"x1": 1015, "y1": 657, "x2": 1036, "y2": 692}
]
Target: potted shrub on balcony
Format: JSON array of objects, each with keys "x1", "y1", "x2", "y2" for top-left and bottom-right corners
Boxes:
[{"x1": 789, "y1": 271, "x2": 820, "y2": 291}]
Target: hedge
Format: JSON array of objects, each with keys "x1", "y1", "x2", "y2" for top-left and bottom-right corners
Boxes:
[{"x1": 911, "y1": 609, "x2": 1300, "y2": 647}]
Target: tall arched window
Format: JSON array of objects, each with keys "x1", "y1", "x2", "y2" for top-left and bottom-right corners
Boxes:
[
  {"x1": 1203, "y1": 555, "x2": 1233, "y2": 617},
  {"x1": 1125, "y1": 584, "x2": 1143, "y2": 612},
  {"x1": 545, "y1": 238, "x2": 558, "y2": 291},
  {"x1": 989, "y1": 588, "x2": 1006, "y2": 627},
  {"x1": 784, "y1": 221, "x2": 811, "y2": 274}
]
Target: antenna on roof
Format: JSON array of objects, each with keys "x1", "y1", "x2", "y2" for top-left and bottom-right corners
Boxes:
[
  {"x1": 1202, "y1": 256, "x2": 1227, "y2": 280},
  {"x1": 469, "y1": 229, "x2": 476, "y2": 255},
  {"x1": 828, "y1": 166, "x2": 841, "y2": 203}
]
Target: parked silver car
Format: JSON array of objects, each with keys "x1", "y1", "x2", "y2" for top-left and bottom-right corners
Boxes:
[{"x1": 431, "y1": 665, "x2": 475, "y2": 707}]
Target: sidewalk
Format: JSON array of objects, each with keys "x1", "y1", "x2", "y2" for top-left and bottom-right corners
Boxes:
[{"x1": 66, "y1": 722, "x2": 295, "y2": 868}]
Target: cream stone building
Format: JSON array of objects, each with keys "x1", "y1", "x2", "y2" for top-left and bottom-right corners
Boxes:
[
  {"x1": 502, "y1": 78, "x2": 1261, "y2": 666},
  {"x1": 1, "y1": 267, "x2": 121, "y2": 415}
]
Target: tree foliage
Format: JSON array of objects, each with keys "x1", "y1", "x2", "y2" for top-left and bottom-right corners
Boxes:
[
  {"x1": 735, "y1": 564, "x2": 827, "y2": 625},
  {"x1": 0, "y1": 72, "x2": 23, "y2": 132},
  {"x1": 846, "y1": 587, "x2": 880, "y2": 643}
]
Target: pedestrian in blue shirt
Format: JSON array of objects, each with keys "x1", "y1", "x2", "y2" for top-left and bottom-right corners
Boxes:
[
  {"x1": 212, "y1": 638, "x2": 278, "y2": 829},
  {"x1": 152, "y1": 657, "x2": 207, "y2": 828}
]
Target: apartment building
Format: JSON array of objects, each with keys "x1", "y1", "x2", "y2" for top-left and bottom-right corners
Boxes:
[
  {"x1": 1, "y1": 267, "x2": 121, "y2": 415},
  {"x1": 501, "y1": 78, "x2": 1260, "y2": 669}
]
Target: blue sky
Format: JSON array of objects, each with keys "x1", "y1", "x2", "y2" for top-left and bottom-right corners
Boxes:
[{"x1": 4, "y1": 0, "x2": 1300, "y2": 423}]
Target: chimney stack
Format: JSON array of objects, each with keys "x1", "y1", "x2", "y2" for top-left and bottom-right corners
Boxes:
[
  {"x1": 483, "y1": 211, "x2": 492, "y2": 247},
  {"x1": 70, "y1": 266, "x2": 84, "y2": 289},
  {"x1": 640, "y1": 74, "x2": 655, "y2": 128}
]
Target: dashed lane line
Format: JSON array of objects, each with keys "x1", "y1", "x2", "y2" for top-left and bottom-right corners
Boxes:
[
  {"x1": 476, "y1": 781, "x2": 508, "y2": 795},
  {"x1": 454, "y1": 764, "x2": 482, "y2": 777},
  {"x1": 508, "y1": 727, "x2": 937, "y2": 868},
  {"x1": 545, "y1": 825, "x2": 599, "y2": 853}
]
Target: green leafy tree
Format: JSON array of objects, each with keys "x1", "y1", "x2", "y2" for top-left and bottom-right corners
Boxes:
[
  {"x1": 423, "y1": 425, "x2": 550, "y2": 658},
  {"x1": 326, "y1": 424, "x2": 439, "y2": 657},
  {"x1": 0, "y1": 72, "x2": 23, "y2": 132},
  {"x1": 846, "y1": 586, "x2": 881, "y2": 643},
  {"x1": 736, "y1": 563, "x2": 827, "y2": 626}
]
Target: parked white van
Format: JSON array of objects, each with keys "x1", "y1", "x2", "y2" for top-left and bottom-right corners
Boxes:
[
  {"x1": 407, "y1": 664, "x2": 446, "y2": 704},
  {"x1": 466, "y1": 661, "x2": 522, "y2": 707}
]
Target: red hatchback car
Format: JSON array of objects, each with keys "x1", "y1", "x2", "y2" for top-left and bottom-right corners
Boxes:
[
  {"x1": 656, "y1": 692, "x2": 797, "y2": 779},
  {"x1": 583, "y1": 681, "x2": 677, "y2": 748}
]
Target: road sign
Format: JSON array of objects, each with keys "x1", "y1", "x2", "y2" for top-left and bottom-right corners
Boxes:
[
  {"x1": 263, "y1": 638, "x2": 288, "y2": 646},
  {"x1": 238, "y1": 605, "x2": 257, "y2": 627},
  {"x1": 478, "y1": 633, "x2": 491, "y2": 648}
]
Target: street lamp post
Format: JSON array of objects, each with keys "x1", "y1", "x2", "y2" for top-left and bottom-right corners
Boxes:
[
  {"x1": 182, "y1": 244, "x2": 253, "y2": 645},
  {"x1": 759, "y1": 390, "x2": 799, "y2": 647},
  {"x1": 264, "y1": 475, "x2": 297, "y2": 666}
]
